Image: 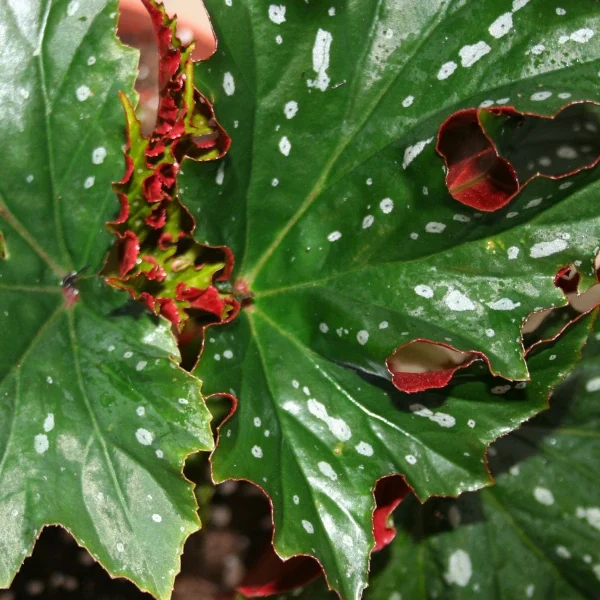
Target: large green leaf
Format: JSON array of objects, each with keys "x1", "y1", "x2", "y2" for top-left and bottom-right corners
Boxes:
[
  {"x1": 183, "y1": 1, "x2": 600, "y2": 598},
  {"x1": 0, "y1": 1, "x2": 213, "y2": 597},
  {"x1": 207, "y1": 298, "x2": 590, "y2": 599},
  {"x1": 270, "y1": 311, "x2": 600, "y2": 600}
]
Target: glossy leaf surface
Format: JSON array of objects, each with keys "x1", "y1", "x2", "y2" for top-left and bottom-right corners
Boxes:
[
  {"x1": 269, "y1": 312, "x2": 600, "y2": 600},
  {"x1": 184, "y1": 2, "x2": 600, "y2": 598},
  {"x1": 0, "y1": 1, "x2": 213, "y2": 597}
]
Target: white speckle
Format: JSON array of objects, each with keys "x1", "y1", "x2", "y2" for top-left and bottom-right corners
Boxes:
[
  {"x1": 136, "y1": 361, "x2": 147, "y2": 371},
  {"x1": 302, "y1": 520, "x2": 314, "y2": 534},
  {"x1": 279, "y1": 136, "x2": 291, "y2": 156},
  {"x1": 116, "y1": 543, "x2": 124, "y2": 552},
  {"x1": 497, "y1": 97, "x2": 510, "y2": 104},
  {"x1": 275, "y1": 35, "x2": 283, "y2": 44},
  {"x1": 223, "y1": 72, "x2": 235, "y2": 96},
  {"x1": 268, "y1": 4, "x2": 286, "y2": 24},
  {"x1": 293, "y1": 495, "x2": 299, "y2": 505},
  {"x1": 26, "y1": 174, "x2": 34, "y2": 183},
  {"x1": 107, "y1": 345, "x2": 115, "y2": 352},
  {"x1": 251, "y1": 446, "x2": 263, "y2": 458},
  {"x1": 362, "y1": 215, "x2": 374, "y2": 229},
  {"x1": 307, "y1": 398, "x2": 351, "y2": 441},
  {"x1": 507, "y1": 211, "x2": 518, "y2": 219},
  {"x1": 355, "y1": 442, "x2": 373, "y2": 456},
  {"x1": 223, "y1": 350, "x2": 233, "y2": 359},
  {"x1": 272, "y1": 178, "x2": 279, "y2": 187},
  {"x1": 489, "y1": 12, "x2": 513, "y2": 38},
  {"x1": 530, "y1": 238, "x2": 568, "y2": 258},
  {"x1": 488, "y1": 298, "x2": 521, "y2": 311},
  {"x1": 570, "y1": 28, "x2": 595, "y2": 44},
  {"x1": 414, "y1": 285, "x2": 434, "y2": 299},
  {"x1": 445, "y1": 290, "x2": 475, "y2": 311},
  {"x1": 380, "y1": 198, "x2": 394, "y2": 214},
  {"x1": 480, "y1": 100, "x2": 495, "y2": 108},
  {"x1": 444, "y1": 550, "x2": 472, "y2": 587},
  {"x1": 425, "y1": 221, "x2": 446, "y2": 233},
  {"x1": 507, "y1": 246, "x2": 520, "y2": 260},
  {"x1": 327, "y1": 230, "x2": 342, "y2": 242},
  {"x1": 379, "y1": 321, "x2": 388, "y2": 329},
  {"x1": 152, "y1": 514, "x2": 162, "y2": 523},
  {"x1": 431, "y1": 413, "x2": 456, "y2": 428},
  {"x1": 437, "y1": 61, "x2": 458, "y2": 80},
  {"x1": 534, "y1": 486, "x2": 554, "y2": 505},
  {"x1": 594, "y1": 564, "x2": 600, "y2": 581},
  {"x1": 402, "y1": 95, "x2": 414, "y2": 107},
  {"x1": 531, "y1": 91, "x2": 552, "y2": 101},
  {"x1": 215, "y1": 162, "x2": 225, "y2": 185},
  {"x1": 284, "y1": 101, "x2": 298, "y2": 119},
  {"x1": 403, "y1": 138, "x2": 434, "y2": 169},
  {"x1": 575, "y1": 507, "x2": 600, "y2": 531},
  {"x1": 410, "y1": 404, "x2": 456, "y2": 428},
  {"x1": 366, "y1": 178, "x2": 373, "y2": 185},
  {"x1": 34, "y1": 434, "x2": 49, "y2": 454},
  {"x1": 512, "y1": 0, "x2": 530, "y2": 10},
  {"x1": 557, "y1": 92, "x2": 572, "y2": 99},
  {"x1": 292, "y1": 380, "x2": 300, "y2": 389},
  {"x1": 136, "y1": 406, "x2": 145, "y2": 417},
  {"x1": 303, "y1": 386, "x2": 310, "y2": 395},
  {"x1": 124, "y1": 351, "x2": 133, "y2": 359},
  {"x1": 556, "y1": 546, "x2": 571, "y2": 559},
  {"x1": 557, "y1": 145, "x2": 578, "y2": 160},
  {"x1": 485, "y1": 329, "x2": 495, "y2": 338},
  {"x1": 586, "y1": 377, "x2": 600, "y2": 392},
  {"x1": 84, "y1": 176, "x2": 95, "y2": 189},
  {"x1": 307, "y1": 29, "x2": 333, "y2": 91},
  {"x1": 525, "y1": 198, "x2": 542, "y2": 209},
  {"x1": 318, "y1": 461, "x2": 338, "y2": 480},
  {"x1": 92, "y1": 147, "x2": 106, "y2": 164},
  {"x1": 87, "y1": 56, "x2": 96, "y2": 66},
  {"x1": 135, "y1": 428, "x2": 153, "y2": 446},
  {"x1": 264, "y1": 430, "x2": 270, "y2": 437},
  {"x1": 453, "y1": 214, "x2": 471, "y2": 223},
  {"x1": 410, "y1": 232, "x2": 419, "y2": 240},
  {"x1": 357, "y1": 330, "x2": 369, "y2": 345},
  {"x1": 43, "y1": 413, "x2": 55, "y2": 433},
  {"x1": 467, "y1": 419, "x2": 476, "y2": 428},
  {"x1": 76, "y1": 85, "x2": 91, "y2": 101},
  {"x1": 529, "y1": 44, "x2": 545, "y2": 55},
  {"x1": 559, "y1": 181, "x2": 573, "y2": 190},
  {"x1": 510, "y1": 465, "x2": 520, "y2": 476},
  {"x1": 405, "y1": 454, "x2": 417, "y2": 465},
  {"x1": 556, "y1": 7, "x2": 566, "y2": 15},
  {"x1": 46, "y1": 376, "x2": 53, "y2": 384},
  {"x1": 526, "y1": 584, "x2": 535, "y2": 598},
  {"x1": 67, "y1": 1, "x2": 79, "y2": 16},
  {"x1": 178, "y1": 398, "x2": 189, "y2": 405},
  {"x1": 491, "y1": 385, "x2": 512, "y2": 395},
  {"x1": 558, "y1": 35, "x2": 570, "y2": 44},
  {"x1": 328, "y1": 7, "x2": 335, "y2": 16},
  {"x1": 253, "y1": 417, "x2": 262, "y2": 428},
  {"x1": 155, "y1": 449, "x2": 164, "y2": 458},
  {"x1": 319, "y1": 323, "x2": 329, "y2": 333},
  {"x1": 459, "y1": 41, "x2": 491, "y2": 67}
]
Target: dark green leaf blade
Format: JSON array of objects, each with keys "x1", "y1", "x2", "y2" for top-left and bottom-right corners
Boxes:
[
  {"x1": 268, "y1": 312, "x2": 600, "y2": 600},
  {"x1": 206, "y1": 305, "x2": 591, "y2": 600},
  {"x1": 0, "y1": 1, "x2": 214, "y2": 597},
  {"x1": 0, "y1": 278, "x2": 214, "y2": 599},
  {"x1": 187, "y1": 2, "x2": 600, "y2": 598}
]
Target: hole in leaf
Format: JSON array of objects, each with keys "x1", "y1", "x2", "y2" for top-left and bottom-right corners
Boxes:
[{"x1": 438, "y1": 102, "x2": 600, "y2": 211}]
